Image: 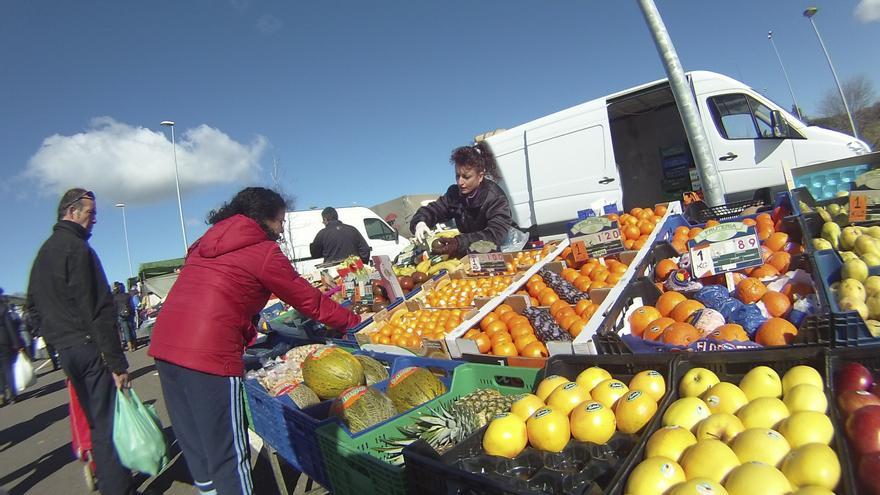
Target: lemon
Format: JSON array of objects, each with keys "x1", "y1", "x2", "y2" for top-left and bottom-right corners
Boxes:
[
  {"x1": 645, "y1": 425, "x2": 697, "y2": 462},
  {"x1": 615, "y1": 390, "x2": 658, "y2": 434},
  {"x1": 629, "y1": 370, "x2": 667, "y2": 402},
  {"x1": 546, "y1": 381, "x2": 591, "y2": 415},
  {"x1": 535, "y1": 375, "x2": 568, "y2": 401},
  {"x1": 570, "y1": 400, "x2": 616, "y2": 444},
  {"x1": 509, "y1": 394, "x2": 545, "y2": 421},
  {"x1": 591, "y1": 379, "x2": 630, "y2": 408},
  {"x1": 482, "y1": 412, "x2": 527, "y2": 458},
  {"x1": 626, "y1": 456, "x2": 686, "y2": 495},
  {"x1": 575, "y1": 366, "x2": 612, "y2": 391},
  {"x1": 526, "y1": 407, "x2": 570, "y2": 452}
]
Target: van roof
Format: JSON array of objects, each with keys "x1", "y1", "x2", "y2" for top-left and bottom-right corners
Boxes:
[{"x1": 288, "y1": 205, "x2": 377, "y2": 215}]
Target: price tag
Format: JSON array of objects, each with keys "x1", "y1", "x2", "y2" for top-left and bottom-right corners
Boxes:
[
  {"x1": 568, "y1": 217, "x2": 625, "y2": 258},
  {"x1": 687, "y1": 223, "x2": 763, "y2": 278},
  {"x1": 849, "y1": 191, "x2": 880, "y2": 223},
  {"x1": 468, "y1": 252, "x2": 506, "y2": 273}
]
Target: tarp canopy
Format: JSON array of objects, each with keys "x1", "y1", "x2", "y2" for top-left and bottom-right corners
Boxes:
[
  {"x1": 371, "y1": 194, "x2": 440, "y2": 237},
  {"x1": 138, "y1": 258, "x2": 184, "y2": 280}
]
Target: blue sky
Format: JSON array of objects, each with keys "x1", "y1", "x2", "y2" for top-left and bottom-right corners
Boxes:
[{"x1": 1, "y1": 1, "x2": 878, "y2": 294}]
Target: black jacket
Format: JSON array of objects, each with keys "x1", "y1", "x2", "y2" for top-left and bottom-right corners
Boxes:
[
  {"x1": 0, "y1": 301, "x2": 22, "y2": 352},
  {"x1": 309, "y1": 220, "x2": 371, "y2": 264},
  {"x1": 113, "y1": 292, "x2": 134, "y2": 319},
  {"x1": 25, "y1": 221, "x2": 128, "y2": 373},
  {"x1": 410, "y1": 179, "x2": 513, "y2": 255}
]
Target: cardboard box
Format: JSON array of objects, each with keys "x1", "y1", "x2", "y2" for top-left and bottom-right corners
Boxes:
[{"x1": 353, "y1": 300, "x2": 453, "y2": 358}]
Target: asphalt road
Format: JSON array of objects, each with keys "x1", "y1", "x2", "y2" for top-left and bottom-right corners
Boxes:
[{"x1": 0, "y1": 346, "x2": 314, "y2": 495}]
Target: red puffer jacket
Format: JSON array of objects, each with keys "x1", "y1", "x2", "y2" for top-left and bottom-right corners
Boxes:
[{"x1": 149, "y1": 214, "x2": 359, "y2": 377}]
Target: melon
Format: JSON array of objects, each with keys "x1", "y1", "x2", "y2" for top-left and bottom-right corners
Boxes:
[
  {"x1": 355, "y1": 355, "x2": 389, "y2": 386},
  {"x1": 332, "y1": 385, "x2": 398, "y2": 433},
  {"x1": 386, "y1": 367, "x2": 447, "y2": 413},
  {"x1": 302, "y1": 346, "x2": 365, "y2": 399},
  {"x1": 275, "y1": 382, "x2": 320, "y2": 409}
]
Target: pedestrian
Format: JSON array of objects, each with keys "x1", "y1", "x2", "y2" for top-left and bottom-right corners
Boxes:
[
  {"x1": 0, "y1": 289, "x2": 24, "y2": 406},
  {"x1": 113, "y1": 282, "x2": 137, "y2": 351},
  {"x1": 309, "y1": 206, "x2": 371, "y2": 264},
  {"x1": 149, "y1": 187, "x2": 360, "y2": 495},
  {"x1": 411, "y1": 141, "x2": 514, "y2": 256},
  {"x1": 128, "y1": 288, "x2": 141, "y2": 328},
  {"x1": 25, "y1": 188, "x2": 134, "y2": 495},
  {"x1": 22, "y1": 307, "x2": 60, "y2": 371}
]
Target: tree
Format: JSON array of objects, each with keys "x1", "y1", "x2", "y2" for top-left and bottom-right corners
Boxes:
[
  {"x1": 268, "y1": 156, "x2": 298, "y2": 260},
  {"x1": 816, "y1": 74, "x2": 877, "y2": 139}
]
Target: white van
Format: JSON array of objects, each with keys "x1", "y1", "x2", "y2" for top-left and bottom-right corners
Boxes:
[
  {"x1": 281, "y1": 206, "x2": 410, "y2": 276},
  {"x1": 485, "y1": 70, "x2": 872, "y2": 236}
]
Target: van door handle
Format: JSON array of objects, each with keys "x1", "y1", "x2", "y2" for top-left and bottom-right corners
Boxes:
[
  {"x1": 598, "y1": 177, "x2": 615, "y2": 184},
  {"x1": 719, "y1": 152, "x2": 738, "y2": 161}
]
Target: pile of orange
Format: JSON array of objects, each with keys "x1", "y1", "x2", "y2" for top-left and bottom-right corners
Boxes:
[
  {"x1": 665, "y1": 212, "x2": 803, "y2": 263},
  {"x1": 521, "y1": 274, "x2": 562, "y2": 306},
  {"x1": 547, "y1": 299, "x2": 597, "y2": 339},
  {"x1": 560, "y1": 258, "x2": 630, "y2": 292},
  {"x1": 462, "y1": 304, "x2": 550, "y2": 358},
  {"x1": 617, "y1": 204, "x2": 668, "y2": 251},
  {"x1": 369, "y1": 308, "x2": 464, "y2": 346},
  {"x1": 512, "y1": 249, "x2": 544, "y2": 268},
  {"x1": 627, "y1": 300, "x2": 705, "y2": 346},
  {"x1": 423, "y1": 275, "x2": 513, "y2": 307}
]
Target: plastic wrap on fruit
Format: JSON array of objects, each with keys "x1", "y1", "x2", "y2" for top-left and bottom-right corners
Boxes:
[
  {"x1": 694, "y1": 285, "x2": 731, "y2": 311},
  {"x1": 663, "y1": 268, "x2": 702, "y2": 292},
  {"x1": 717, "y1": 297, "x2": 744, "y2": 322},
  {"x1": 730, "y1": 303, "x2": 766, "y2": 337},
  {"x1": 788, "y1": 295, "x2": 818, "y2": 326},
  {"x1": 687, "y1": 308, "x2": 726, "y2": 337}
]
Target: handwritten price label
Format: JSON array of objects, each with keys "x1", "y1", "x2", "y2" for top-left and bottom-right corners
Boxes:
[
  {"x1": 468, "y1": 252, "x2": 506, "y2": 273},
  {"x1": 688, "y1": 223, "x2": 763, "y2": 278}
]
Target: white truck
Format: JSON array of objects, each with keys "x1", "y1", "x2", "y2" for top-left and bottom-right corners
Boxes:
[{"x1": 484, "y1": 70, "x2": 872, "y2": 236}]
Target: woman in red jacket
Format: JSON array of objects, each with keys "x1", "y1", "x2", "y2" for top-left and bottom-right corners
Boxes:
[{"x1": 149, "y1": 187, "x2": 359, "y2": 495}]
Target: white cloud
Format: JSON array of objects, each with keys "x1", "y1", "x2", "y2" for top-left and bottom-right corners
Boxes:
[
  {"x1": 855, "y1": 0, "x2": 880, "y2": 22},
  {"x1": 256, "y1": 14, "x2": 282, "y2": 35},
  {"x1": 24, "y1": 117, "x2": 267, "y2": 204}
]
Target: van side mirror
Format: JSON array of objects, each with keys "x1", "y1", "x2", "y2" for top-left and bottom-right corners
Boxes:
[{"x1": 770, "y1": 110, "x2": 786, "y2": 138}]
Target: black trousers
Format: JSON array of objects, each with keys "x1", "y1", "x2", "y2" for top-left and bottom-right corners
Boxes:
[
  {"x1": 156, "y1": 360, "x2": 252, "y2": 495},
  {"x1": 60, "y1": 343, "x2": 133, "y2": 495},
  {"x1": 0, "y1": 348, "x2": 14, "y2": 399}
]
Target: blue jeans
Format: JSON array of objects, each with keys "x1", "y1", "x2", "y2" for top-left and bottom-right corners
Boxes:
[{"x1": 118, "y1": 316, "x2": 137, "y2": 347}]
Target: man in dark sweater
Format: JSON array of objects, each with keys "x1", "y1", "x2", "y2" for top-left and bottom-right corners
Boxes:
[
  {"x1": 309, "y1": 207, "x2": 371, "y2": 264},
  {"x1": 25, "y1": 188, "x2": 134, "y2": 495},
  {"x1": 0, "y1": 290, "x2": 23, "y2": 406}
]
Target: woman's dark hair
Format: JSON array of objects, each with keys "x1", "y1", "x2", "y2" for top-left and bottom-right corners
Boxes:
[
  {"x1": 207, "y1": 187, "x2": 288, "y2": 239},
  {"x1": 450, "y1": 141, "x2": 501, "y2": 180}
]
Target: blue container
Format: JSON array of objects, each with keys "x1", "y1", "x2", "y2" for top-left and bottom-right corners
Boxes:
[{"x1": 811, "y1": 250, "x2": 880, "y2": 347}]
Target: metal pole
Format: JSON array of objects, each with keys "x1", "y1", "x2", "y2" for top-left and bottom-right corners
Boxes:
[
  {"x1": 767, "y1": 31, "x2": 804, "y2": 121},
  {"x1": 168, "y1": 124, "x2": 189, "y2": 253},
  {"x1": 805, "y1": 10, "x2": 858, "y2": 138},
  {"x1": 121, "y1": 205, "x2": 133, "y2": 278},
  {"x1": 637, "y1": 0, "x2": 725, "y2": 206}
]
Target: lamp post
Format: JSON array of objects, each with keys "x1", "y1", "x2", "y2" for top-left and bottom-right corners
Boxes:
[
  {"x1": 803, "y1": 7, "x2": 858, "y2": 138},
  {"x1": 767, "y1": 31, "x2": 803, "y2": 121},
  {"x1": 115, "y1": 203, "x2": 133, "y2": 279},
  {"x1": 160, "y1": 120, "x2": 189, "y2": 254}
]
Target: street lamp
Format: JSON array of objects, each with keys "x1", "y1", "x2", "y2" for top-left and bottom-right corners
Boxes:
[
  {"x1": 767, "y1": 31, "x2": 803, "y2": 121},
  {"x1": 803, "y1": 7, "x2": 859, "y2": 138},
  {"x1": 115, "y1": 203, "x2": 133, "y2": 279},
  {"x1": 160, "y1": 120, "x2": 189, "y2": 254}
]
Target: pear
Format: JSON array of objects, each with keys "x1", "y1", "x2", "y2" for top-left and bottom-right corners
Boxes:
[
  {"x1": 828, "y1": 203, "x2": 841, "y2": 216},
  {"x1": 812, "y1": 238, "x2": 834, "y2": 251},
  {"x1": 821, "y1": 222, "x2": 841, "y2": 249},
  {"x1": 842, "y1": 259, "x2": 869, "y2": 282},
  {"x1": 818, "y1": 208, "x2": 833, "y2": 223},
  {"x1": 840, "y1": 251, "x2": 859, "y2": 262},
  {"x1": 838, "y1": 278, "x2": 866, "y2": 303},
  {"x1": 837, "y1": 190, "x2": 851, "y2": 198},
  {"x1": 867, "y1": 296, "x2": 880, "y2": 320},
  {"x1": 866, "y1": 320, "x2": 880, "y2": 337},
  {"x1": 834, "y1": 212, "x2": 850, "y2": 226},
  {"x1": 866, "y1": 226, "x2": 880, "y2": 240},
  {"x1": 865, "y1": 276, "x2": 880, "y2": 297},
  {"x1": 840, "y1": 227, "x2": 861, "y2": 251},
  {"x1": 839, "y1": 297, "x2": 869, "y2": 319},
  {"x1": 862, "y1": 253, "x2": 880, "y2": 268},
  {"x1": 855, "y1": 235, "x2": 880, "y2": 257}
]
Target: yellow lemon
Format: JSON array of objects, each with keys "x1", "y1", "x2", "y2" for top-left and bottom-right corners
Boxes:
[
  {"x1": 575, "y1": 366, "x2": 612, "y2": 392},
  {"x1": 535, "y1": 375, "x2": 569, "y2": 401},
  {"x1": 482, "y1": 413, "x2": 528, "y2": 458},
  {"x1": 509, "y1": 394, "x2": 545, "y2": 421},
  {"x1": 570, "y1": 400, "x2": 616, "y2": 444},
  {"x1": 546, "y1": 381, "x2": 591, "y2": 416},
  {"x1": 591, "y1": 379, "x2": 630, "y2": 409},
  {"x1": 628, "y1": 370, "x2": 667, "y2": 402},
  {"x1": 614, "y1": 390, "x2": 658, "y2": 434},
  {"x1": 526, "y1": 407, "x2": 570, "y2": 452}
]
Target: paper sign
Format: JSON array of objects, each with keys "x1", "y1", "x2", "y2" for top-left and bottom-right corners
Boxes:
[
  {"x1": 372, "y1": 255, "x2": 405, "y2": 299},
  {"x1": 687, "y1": 223, "x2": 763, "y2": 278},
  {"x1": 468, "y1": 252, "x2": 506, "y2": 273},
  {"x1": 568, "y1": 217, "x2": 625, "y2": 258},
  {"x1": 849, "y1": 190, "x2": 880, "y2": 223}
]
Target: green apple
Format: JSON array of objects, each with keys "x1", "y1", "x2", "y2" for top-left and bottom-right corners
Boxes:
[
  {"x1": 625, "y1": 456, "x2": 686, "y2": 495},
  {"x1": 679, "y1": 367, "x2": 720, "y2": 398},
  {"x1": 668, "y1": 479, "x2": 729, "y2": 495},
  {"x1": 723, "y1": 462, "x2": 792, "y2": 495},
  {"x1": 839, "y1": 297, "x2": 869, "y2": 319},
  {"x1": 729, "y1": 428, "x2": 791, "y2": 467},
  {"x1": 680, "y1": 439, "x2": 740, "y2": 484},
  {"x1": 739, "y1": 366, "x2": 782, "y2": 400},
  {"x1": 781, "y1": 366, "x2": 824, "y2": 394},
  {"x1": 736, "y1": 397, "x2": 790, "y2": 429},
  {"x1": 645, "y1": 425, "x2": 697, "y2": 462},
  {"x1": 780, "y1": 443, "x2": 840, "y2": 490},
  {"x1": 840, "y1": 226, "x2": 861, "y2": 252},
  {"x1": 838, "y1": 278, "x2": 867, "y2": 303},
  {"x1": 702, "y1": 382, "x2": 749, "y2": 415},
  {"x1": 575, "y1": 366, "x2": 612, "y2": 392},
  {"x1": 776, "y1": 411, "x2": 834, "y2": 448},
  {"x1": 695, "y1": 413, "x2": 745, "y2": 443},
  {"x1": 783, "y1": 384, "x2": 828, "y2": 413},
  {"x1": 662, "y1": 397, "x2": 711, "y2": 432}
]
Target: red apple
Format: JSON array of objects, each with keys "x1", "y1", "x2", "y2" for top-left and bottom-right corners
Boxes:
[
  {"x1": 859, "y1": 453, "x2": 880, "y2": 495},
  {"x1": 836, "y1": 362, "x2": 874, "y2": 393},
  {"x1": 846, "y1": 405, "x2": 880, "y2": 456},
  {"x1": 838, "y1": 390, "x2": 880, "y2": 417}
]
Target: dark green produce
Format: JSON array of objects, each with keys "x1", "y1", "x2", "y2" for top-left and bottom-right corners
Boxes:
[
  {"x1": 539, "y1": 268, "x2": 589, "y2": 304},
  {"x1": 523, "y1": 307, "x2": 571, "y2": 342}
]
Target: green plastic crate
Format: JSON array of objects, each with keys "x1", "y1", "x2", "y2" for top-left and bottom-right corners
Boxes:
[{"x1": 316, "y1": 363, "x2": 540, "y2": 495}]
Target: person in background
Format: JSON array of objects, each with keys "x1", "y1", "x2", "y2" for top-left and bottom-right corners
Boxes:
[
  {"x1": 309, "y1": 206, "x2": 371, "y2": 264},
  {"x1": 113, "y1": 282, "x2": 137, "y2": 351},
  {"x1": 23, "y1": 307, "x2": 59, "y2": 371},
  {"x1": 149, "y1": 187, "x2": 360, "y2": 495},
  {"x1": 25, "y1": 188, "x2": 134, "y2": 494},
  {"x1": 0, "y1": 289, "x2": 23, "y2": 406},
  {"x1": 128, "y1": 288, "x2": 141, "y2": 328},
  {"x1": 411, "y1": 141, "x2": 514, "y2": 257}
]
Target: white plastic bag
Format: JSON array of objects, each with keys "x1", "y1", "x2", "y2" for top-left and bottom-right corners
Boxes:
[{"x1": 13, "y1": 351, "x2": 36, "y2": 394}]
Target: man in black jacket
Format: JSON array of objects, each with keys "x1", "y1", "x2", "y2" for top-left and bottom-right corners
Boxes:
[
  {"x1": 26, "y1": 188, "x2": 134, "y2": 495},
  {"x1": 0, "y1": 290, "x2": 23, "y2": 406},
  {"x1": 309, "y1": 207, "x2": 371, "y2": 264},
  {"x1": 113, "y1": 282, "x2": 137, "y2": 351}
]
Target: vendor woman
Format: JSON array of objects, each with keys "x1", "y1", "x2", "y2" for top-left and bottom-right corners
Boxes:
[{"x1": 411, "y1": 141, "x2": 513, "y2": 256}]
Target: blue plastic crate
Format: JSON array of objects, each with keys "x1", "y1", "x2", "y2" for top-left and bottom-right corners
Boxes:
[{"x1": 812, "y1": 249, "x2": 880, "y2": 347}]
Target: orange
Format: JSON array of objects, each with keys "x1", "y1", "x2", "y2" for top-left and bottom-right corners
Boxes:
[
  {"x1": 742, "y1": 218, "x2": 757, "y2": 226},
  {"x1": 514, "y1": 334, "x2": 539, "y2": 352},
  {"x1": 591, "y1": 268, "x2": 610, "y2": 283},
  {"x1": 624, "y1": 239, "x2": 635, "y2": 250},
  {"x1": 654, "y1": 204, "x2": 668, "y2": 217},
  {"x1": 736, "y1": 277, "x2": 767, "y2": 304},
  {"x1": 709, "y1": 324, "x2": 749, "y2": 342},
  {"x1": 580, "y1": 303, "x2": 598, "y2": 321},
  {"x1": 549, "y1": 300, "x2": 570, "y2": 317},
  {"x1": 507, "y1": 315, "x2": 529, "y2": 328},
  {"x1": 538, "y1": 291, "x2": 559, "y2": 306},
  {"x1": 764, "y1": 232, "x2": 789, "y2": 252},
  {"x1": 674, "y1": 226, "x2": 690, "y2": 237},
  {"x1": 509, "y1": 323, "x2": 534, "y2": 340},
  {"x1": 641, "y1": 317, "x2": 675, "y2": 340},
  {"x1": 671, "y1": 240, "x2": 688, "y2": 254},
  {"x1": 631, "y1": 207, "x2": 644, "y2": 216},
  {"x1": 687, "y1": 228, "x2": 703, "y2": 240},
  {"x1": 755, "y1": 318, "x2": 798, "y2": 346},
  {"x1": 669, "y1": 299, "x2": 705, "y2": 323},
  {"x1": 606, "y1": 273, "x2": 623, "y2": 286},
  {"x1": 568, "y1": 319, "x2": 587, "y2": 338},
  {"x1": 756, "y1": 213, "x2": 773, "y2": 225},
  {"x1": 750, "y1": 264, "x2": 780, "y2": 279},
  {"x1": 624, "y1": 225, "x2": 641, "y2": 240},
  {"x1": 573, "y1": 276, "x2": 592, "y2": 292},
  {"x1": 757, "y1": 226, "x2": 773, "y2": 241},
  {"x1": 638, "y1": 220, "x2": 654, "y2": 236},
  {"x1": 655, "y1": 259, "x2": 678, "y2": 282},
  {"x1": 628, "y1": 306, "x2": 663, "y2": 336},
  {"x1": 479, "y1": 313, "x2": 499, "y2": 331},
  {"x1": 656, "y1": 291, "x2": 687, "y2": 317},
  {"x1": 520, "y1": 341, "x2": 549, "y2": 358},
  {"x1": 464, "y1": 328, "x2": 480, "y2": 339},
  {"x1": 492, "y1": 341, "x2": 518, "y2": 357},
  {"x1": 632, "y1": 237, "x2": 646, "y2": 250},
  {"x1": 704, "y1": 219, "x2": 720, "y2": 228},
  {"x1": 781, "y1": 282, "x2": 813, "y2": 299},
  {"x1": 590, "y1": 281, "x2": 608, "y2": 290},
  {"x1": 484, "y1": 320, "x2": 509, "y2": 337},
  {"x1": 660, "y1": 322, "x2": 701, "y2": 346},
  {"x1": 579, "y1": 263, "x2": 596, "y2": 277},
  {"x1": 475, "y1": 333, "x2": 492, "y2": 353},
  {"x1": 495, "y1": 304, "x2": 514, "y2": 315},
  {"x1": 490, "y1": 331, "x2": 512, "y2": 346},
  {"x1": 761, "y1": 291, "x2": 792, "y2": 317},
  {"x1": 609, "y1": 262, "x2": 628, "y2": 274},
  {"x1": 530, "y1": 296, "x2": 540, "y2": 306},
  {"x1": 562, "y1": 268, "x2": 579, "y2": 283},
  {"x1": 559, "y1": 314, "x2": 581, "y2": 331},
  {"x1": 528, "y1": 274, "x2": 543, "y2": 284},
  {"x1": 498, "y1": 310, "x2": 520, "y2": 325},
  {"x1": 574, "y1": 299, "x2": 592, "y2": 316},
  {"x1": 767, "y1": 252, "x2": 792, "y2": 273},
  {"x1": 556, "y1": 307, "x2": 577, "y2": 321}
]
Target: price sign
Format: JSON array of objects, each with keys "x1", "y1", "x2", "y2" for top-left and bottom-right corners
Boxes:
[
  {"x1": 568, "y1": 217, "x2": 625, "y2": 258},
  {"x1": 468, "y1": 252, "x2": 506, "y2": 273},
  {"x1": 687, "y1": 222, "x2": 763, "y2": 278},
  {"x1": 849, "y1": 190, "x2": 880, "y2": 223}
]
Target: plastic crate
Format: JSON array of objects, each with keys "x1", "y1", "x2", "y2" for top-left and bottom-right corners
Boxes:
[
  {"x1": 403, "y1": 353, "x2": 677, "y2": 495},
  {"x1": 812, "y1": 249, "x2": 880, "y2": 346},
  {"x1": 319, "y1": 363, "x2": 540, "y2": 495},
  {"x1": 609, "y1": 347, "x2": 857, "y2": 495}
]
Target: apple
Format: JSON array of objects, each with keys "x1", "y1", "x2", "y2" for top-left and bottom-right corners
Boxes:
[
  {"x1": 679, "y1": 438, "x2": 741, "y2": 484},
  {"x1": 845, "y1": 404, "x2": 880, "y2": 456},
  {"x1": 739, "y1": 366, "x2": 782, "y2": 401},
  {"x1": 737, "y1": 397, "x2": 790, "y2": 429},
  {"x1": 780, "y1": 443, "x2": 841, "y2": 490},
  {"x1": 668, "y1": 479, "x2": 729, "y2": 495},
  {"x1": 662, "y1": 397, "x2": 711, "y2": 432},
  {"x1": 791, "y1": 487, "x2": 835, "y2": 495},
  {"x1": 645, "y1": 425, "x2": 697, "y2": 462},
  {"x1": 625, "y1": 456, "x2": 686, "y2": 495},
  {"x1": 858, "y1": 452, "x2": 880, "y2": 495},
  {"x1": 782, "y1": 365, "x2": 824, "y2": 395},
  {"x1": 679, "y1": 368, "x2": 720, "y2": 398},
  {"x1": 783, "y1": 383, "x2": 828, "y2": 413},
  {"x1": 837, "y1": 390, "x2": 880, "y2": 417},
  {"x1": 835, "y1": 362, "x2": 874, "y2": 393},
  {"x1": 695, "y1": 413, "x2": 745, "y2": 443},
  {"x1": 701, "y1": 382, "x2": 749, "y2": 415},
  {"x1": 723, "y1": 462, "x2": 792, "y2": 495},
  {"x1": 729, "y1": 428, "x2": 790, "y2": 467},
  {"x1": 777, "y1": 411, "x2": 834, "y2": 448}
]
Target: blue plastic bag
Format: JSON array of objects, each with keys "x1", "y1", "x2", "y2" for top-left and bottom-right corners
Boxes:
[{"x1": 112, "y1": 389, "x2": 168, "y2": 476}]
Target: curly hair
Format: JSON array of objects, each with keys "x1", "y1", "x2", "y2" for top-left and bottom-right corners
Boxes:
[
  {"x1": 207, "y1": 187, "x2": 288, "y2": 239},
  {"x1": 449, "y1": 141, "x2": 501, "y2": 180}
]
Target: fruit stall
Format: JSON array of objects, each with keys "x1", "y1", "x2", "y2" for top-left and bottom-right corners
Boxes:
[{"x1": 243, "y1": 157, "x2": 880, "y2": 495}]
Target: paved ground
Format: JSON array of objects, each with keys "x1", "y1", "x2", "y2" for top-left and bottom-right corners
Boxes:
[{"x1": 0, "y1": 346, "x2": 322, "y2": 495}]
